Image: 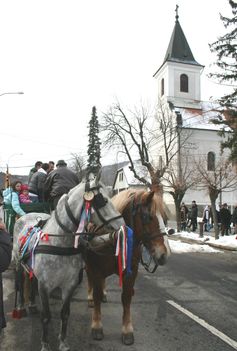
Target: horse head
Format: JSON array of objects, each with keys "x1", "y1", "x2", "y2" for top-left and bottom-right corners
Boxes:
[
  {"x1": 136, "y1": 190, "x2": 170, "y2": 266},
  {"x1": 88, "y1": 177, "x2": 125, "y2": 231},
  {"x1": 112, "y1": 189, "x2": 171, "y2": 268}
]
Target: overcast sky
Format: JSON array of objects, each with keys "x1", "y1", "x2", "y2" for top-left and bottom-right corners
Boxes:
[{"x1": 0, "y1": 0, "x2": 232, "y2": 175}]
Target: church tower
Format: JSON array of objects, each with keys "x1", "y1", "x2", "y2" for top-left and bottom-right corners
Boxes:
[{"x1": 153, "y1": 5, "x2": 204, "y2": 109}]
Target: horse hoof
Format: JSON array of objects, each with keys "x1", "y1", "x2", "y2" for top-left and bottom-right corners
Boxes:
[
  {"x1": 88, "y1": 299, "x2": 94, "y2": 308},
  {"x1": 102, "y1": 294, "x2": 107, "y2": 303},
  {"x1": 41, "y1": 342, "x2": 52, "y2": 351},
  {"x1": 122, "y1": 332, "x2": 134, "y2": 345},
  {"x1": 59, "y1": 340, "x2": 70, "y2": 351},
  {"x1": 28, "y1": 304, "x2": 39, "y2": 314},
  {"x1": 12, "y1": 308, "x2": 27, "y2": 319},
  {"x1": 91, "y1": 328, "x2": 104, "y2": 340}
]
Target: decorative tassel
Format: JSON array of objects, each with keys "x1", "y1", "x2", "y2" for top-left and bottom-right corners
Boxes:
[{"x1": 126, "y1": 226, "x2": 133, "y2": 276}]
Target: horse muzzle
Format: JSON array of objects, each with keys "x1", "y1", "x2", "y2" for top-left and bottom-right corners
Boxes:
[{"x1": 153, "y1": 253, "x2": 167, "y2": 266}]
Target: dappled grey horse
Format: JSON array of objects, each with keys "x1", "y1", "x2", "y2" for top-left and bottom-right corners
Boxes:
[{"x1": 13, "y1": 175, "x2": 125, "y2": 351}]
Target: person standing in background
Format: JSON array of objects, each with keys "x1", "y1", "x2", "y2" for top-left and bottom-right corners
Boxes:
[
  {"x1": 44, "y1": 160, "x2": 79, "y2": 210},
  {"x1": 0, "y1": 221, "x2": 12, "y2": 333},
  {"x1": 48, "y1": 161, "x2": 55, "y2": 173},
  {"x1": 28, "y1": 161, "x2": 43, "y2": 183},
  {"x1": 28, "y1": 163, "x2": 49, "y2": 202}
]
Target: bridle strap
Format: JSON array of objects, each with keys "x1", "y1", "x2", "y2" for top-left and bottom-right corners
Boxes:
[
  {"x1": 64, "y1": 195, "x2": 80, "y2": 227},
  {"x1": 54, "y1": 207, "x2": 72, "y2": 233}
]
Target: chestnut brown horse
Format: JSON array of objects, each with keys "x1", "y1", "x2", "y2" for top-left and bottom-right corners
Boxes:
[{"x1": 85, "y1": 188, "x2": 171, "y2": 345}]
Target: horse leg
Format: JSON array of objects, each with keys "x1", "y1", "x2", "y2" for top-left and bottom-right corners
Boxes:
[
  {"x1": 28, "y1": 276, "x2": 39, "y2": 314},
  {"x1": 101, "y1": 278, "x2": 107, "y2": 303},
  {"x1": 121, "y1": 276, "x2": 136, "y2": 345},
  {"x1": 38, "y1": 282, "x2": 52, "y2": 351},
  {"x1": 91, "y1": 276, "x2": 104, "y2": 340},
  {"x1": 12, "y1": 265, "x2": 27, "y2": 318},
  {"x1": 58, "y1": 286, "x2": 76, "y2": 351},
  {"x1": 86, "y1": 266, "x2": 107, "y2": 308},
  {"x1": 86, "y1": 267, "x2": 94, "y2": 308}
]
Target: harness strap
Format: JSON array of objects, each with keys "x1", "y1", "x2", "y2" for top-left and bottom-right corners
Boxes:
[
  {"x1": 64, "y1": 195, "x2": 79, "y2": 227},
  {"x1": 22, "y1": 244, "x2": 82, "y2": 259},
  {"x1": 54, "y1": 208, "x2": 72, "y2": 233}
]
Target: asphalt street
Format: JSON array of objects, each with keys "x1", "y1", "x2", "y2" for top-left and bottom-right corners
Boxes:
[{"x1": 0, "y1": 251, "x2": 237, "y2": 351}]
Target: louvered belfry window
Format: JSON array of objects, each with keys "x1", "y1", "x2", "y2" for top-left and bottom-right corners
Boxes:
[
  {"x1": 180, "y1": 74, "x2": 188, "y2": 92},
  {"x1": 161, "y1": 78, "x2": 164, "y2": 96}
]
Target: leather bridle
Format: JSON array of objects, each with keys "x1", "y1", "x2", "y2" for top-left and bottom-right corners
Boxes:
[{"x1": 54, "y1": 182, "x2": 123, "y2": 234}]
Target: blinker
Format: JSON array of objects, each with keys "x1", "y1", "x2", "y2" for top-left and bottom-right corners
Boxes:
[{"x1": 93, "y1": 193, "x2": 108, "y2": 209}]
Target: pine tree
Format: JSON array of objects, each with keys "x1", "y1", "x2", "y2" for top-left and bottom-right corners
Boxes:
[
  {"x1": 87, "y1": 106, "x2": 101, "y2": 175},
  {"x1": 209, "y1": 0, "x2": 237, "y2": 161}
]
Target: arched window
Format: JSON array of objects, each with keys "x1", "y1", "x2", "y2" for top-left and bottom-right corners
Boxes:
[
  {"x1": 180, "y1": 74, "x2": 188, "y2": 92},
  {"x1": 161, "y1": 78, "x2": 164, "y2": 96},
  {"x1": 207, "y1": 152, "x2": 215, "y2": 171}
]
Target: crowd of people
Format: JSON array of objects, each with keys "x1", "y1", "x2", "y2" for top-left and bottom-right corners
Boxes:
[
  {"x1": 2, "y1": 159, "x2": 80, "y2": 218},
  {"x1": 180, "y1": 201, "x2": 236, "y2": 236},
  {"x1": 0, "y1": 158, "x2": 81, "y2": 334}
]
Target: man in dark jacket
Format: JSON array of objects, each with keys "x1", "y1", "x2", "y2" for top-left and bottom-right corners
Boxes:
[
  {"x1": 44, "y1": 160, "x2": 79, "y2": 210},
  {"x1": 220, "y1": 203, "x2": 232, "y2": 236},
  {"x1": 29, "y1": 163, "x2": 49, "y2": 202},
  {"x1": 0, "y1": 222, "x2": 12, "y2": 332},
  {"x1": 28, "y1": 161, "x2": 43, "y2": 183},
  {"x1": 190, "y1": 200, "x2": 198, "y2": 232}
]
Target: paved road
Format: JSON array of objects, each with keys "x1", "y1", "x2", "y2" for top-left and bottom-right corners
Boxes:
[{"x1": 1, "y1": 251, "x2": 237, "y2": 351}]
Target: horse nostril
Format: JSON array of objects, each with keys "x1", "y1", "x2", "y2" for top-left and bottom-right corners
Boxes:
[{"x1": 157, "y1": 253, "x2": 166, "y2": 266}]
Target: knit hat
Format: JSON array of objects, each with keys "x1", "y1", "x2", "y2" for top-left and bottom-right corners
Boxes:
[
  {"x1": 56, "y1": 159, "x2": 67, "y2": 167},
  {"x1": 21, "y1": 184, "x2": 29, "y2": 191}
]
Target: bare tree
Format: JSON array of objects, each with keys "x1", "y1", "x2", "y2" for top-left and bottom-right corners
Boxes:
[
  {"x1": 69, "y1": 153, "x2": 86, "y2": 182},
  {"x1": 101, "y1": 102, "x2": 159, "y2": 190},
  {"x1": 101, "y1": 100, "x2": 192, "y2": 194},
  {"x1": 195, "y1": 157, "x2": 237, "y2": 239}
]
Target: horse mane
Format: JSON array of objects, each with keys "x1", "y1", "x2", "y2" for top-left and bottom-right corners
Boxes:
[{"x1": 112, "y1": 188, "x2": 165, "y2": 217}]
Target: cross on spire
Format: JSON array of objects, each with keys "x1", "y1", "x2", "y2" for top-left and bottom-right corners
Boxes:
[{"x1": 175, "y1": 4, "x2": 179, "y2": 22}]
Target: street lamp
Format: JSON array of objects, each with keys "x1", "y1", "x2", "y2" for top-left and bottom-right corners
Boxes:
[{"x1": 0, "y1": 92, "x2": 24, "y2": 97}]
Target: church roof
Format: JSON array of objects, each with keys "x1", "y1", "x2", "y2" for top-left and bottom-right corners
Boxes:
[
  {"x1": 163, "y1": 18, "x2": 202, "y2": 67},
  {"x1": 154, "y1": 8, "x2": 203, "y2": 76}
]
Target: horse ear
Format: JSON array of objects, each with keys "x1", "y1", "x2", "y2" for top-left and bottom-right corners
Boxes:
[
  {"x1": 144, "y1": 191, "x2": 155, "y2": 205},
  {"x1": 95, "y1": 168, "x2": 102, "y2": 184}
]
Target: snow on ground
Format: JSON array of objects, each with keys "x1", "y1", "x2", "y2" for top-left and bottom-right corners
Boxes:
[
  {"x1": 169, "y1": 240, "x2": 221, "y2": 254},
  {"x1": 168, "y1": 230, "x2": 237, "y2": 254}
]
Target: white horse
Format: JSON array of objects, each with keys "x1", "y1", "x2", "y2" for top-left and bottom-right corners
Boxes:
[{"x1": 12, "y1": 175, "x2": 125, "y2": 351}]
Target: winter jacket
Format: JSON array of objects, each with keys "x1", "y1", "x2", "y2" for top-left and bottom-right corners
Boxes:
[
  {"x1": 2, "y1": 188, "x2": 25, "y2": 216},
  {"x1": 203, "y1": 206, "x2": 211, "y2": 223},
  {"x1": 19, "y1": 193, "x2": 32, "y2": 204},
  {"x1": 232, "y1": 207, "x2": 237, "y2": 225},
  {"x1": 29, "y1": 169, "x2": 47, "y2": 202},
  {"x1": 191, "y1": 204, "x2": 198, "y2": 219},
  {"x1": 0, "y1": 228, "x2": 12, "y2": 330},
  {"x1": 220, "y1": 207, "x2": 232, "y2": 226},
  {"x1": 0, "y1": 229, "x2": 12, "y2": 273},
  {"x1": 44, "y1": 166, "x2": 79, "y2": 200}
]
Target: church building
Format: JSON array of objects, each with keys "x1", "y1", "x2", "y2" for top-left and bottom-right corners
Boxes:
[{"x1": 152, "y1": 6, "x2": 236, "y2": 212}]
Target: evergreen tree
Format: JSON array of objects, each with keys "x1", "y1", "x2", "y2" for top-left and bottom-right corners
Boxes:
[
  {"x1": 209, "y1": 0, "x2": 237, "y2": 161},
  {"x1": 87, "y1": 106, "x2": 101, "y2": 175}
]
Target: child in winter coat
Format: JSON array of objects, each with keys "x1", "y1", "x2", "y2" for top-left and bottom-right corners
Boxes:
[
  {"x1": 3, "y1": 181, "x2": 26, "y2": 217},
  {"x1": 19, "y1": 184, "x2": 32, "y2": 204}
]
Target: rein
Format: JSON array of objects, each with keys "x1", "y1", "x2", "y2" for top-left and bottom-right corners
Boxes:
[{"x1": 131, "y1": 195, "x2": 164, "y2": 274}]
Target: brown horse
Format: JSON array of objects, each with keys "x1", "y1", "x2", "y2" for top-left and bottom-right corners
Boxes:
[{"x1": 85, "y1": 188, "x2": 171, "y2": 345}]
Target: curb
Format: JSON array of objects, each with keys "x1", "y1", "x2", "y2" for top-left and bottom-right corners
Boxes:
[{"x1": 168, "y1": 235, "x2": 237, "y2": 252}]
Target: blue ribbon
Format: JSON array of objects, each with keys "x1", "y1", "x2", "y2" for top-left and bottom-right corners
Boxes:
[{"x1": 126, "y1": 226, "x2": 133, "y2": 276}]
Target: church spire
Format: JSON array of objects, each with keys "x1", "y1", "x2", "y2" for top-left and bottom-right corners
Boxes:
[{"x1": 162, "y1": 6, "x2": 202, "y2": 66}]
